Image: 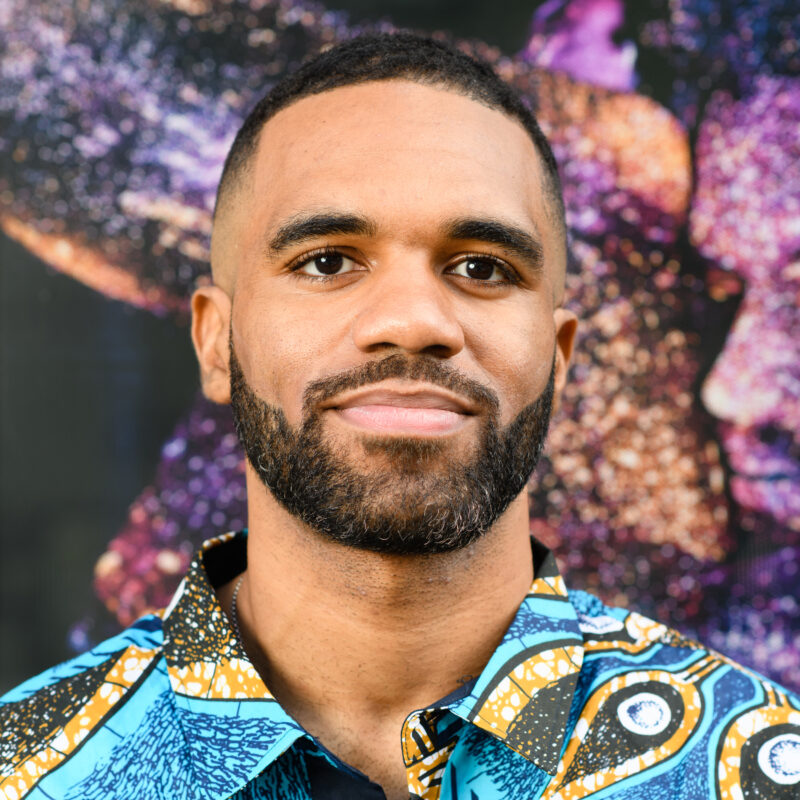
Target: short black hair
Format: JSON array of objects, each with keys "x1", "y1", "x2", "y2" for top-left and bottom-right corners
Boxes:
[{"x1": 215, "y1": 32, "x2": 565, "y2": 240}]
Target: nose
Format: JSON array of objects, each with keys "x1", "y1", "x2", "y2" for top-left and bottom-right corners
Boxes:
[
  {"x1": 701, "y1": 291, "x2": 788, "y2": 428},
  {"x1": 350, "y1": 255, "x2": 465, "y2": 358}
]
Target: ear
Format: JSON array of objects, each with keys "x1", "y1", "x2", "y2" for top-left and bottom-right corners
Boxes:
[
  {"x1": 191, "y1": 285, "x2": 232, "y2": 404},
  {"x1": 551, "y1": 307, "x2": 578, "y2": 416}
]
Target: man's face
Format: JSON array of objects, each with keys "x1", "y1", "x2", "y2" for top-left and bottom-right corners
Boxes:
[
  {"x1": 692, "y1": 78, "x2": 800, "y2": 543},
  {"x1": 207, "y1": 80, "x2": 575, "y2": 552}
]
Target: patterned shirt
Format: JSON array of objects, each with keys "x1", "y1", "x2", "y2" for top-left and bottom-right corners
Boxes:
[{"x1": 2, "y1": 531, "x2": 799, "y2": 800}]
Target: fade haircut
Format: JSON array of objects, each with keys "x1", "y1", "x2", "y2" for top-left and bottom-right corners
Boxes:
[{"x1": 214, "y1": 32, "x2": 566, "y2": 241}]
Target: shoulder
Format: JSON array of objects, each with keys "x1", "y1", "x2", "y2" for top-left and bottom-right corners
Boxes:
[
  {"x1": 561, "y1": 589, "x2": 800, "y2": 796},
  {"x1": 568, "y1": 587, "x2": 800, "y2": 700},
  {"x1": 1, "y1": 614, "x2": 171, "y2": 799}
]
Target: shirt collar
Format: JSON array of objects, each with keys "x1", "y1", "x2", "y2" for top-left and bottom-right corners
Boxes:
[
  {"x1": 162, "y1": 532, "x2": 304, "y2": 797},
  {"x1": 162, "y1": 532, "x2": 583, "y2": 794},
  {"x1": 449, "y1": 538, "x2": 584, "y2": 774}
]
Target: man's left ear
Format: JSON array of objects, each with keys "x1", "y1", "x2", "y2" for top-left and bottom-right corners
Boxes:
[{"x1": 551, "y1": 307, "x2": 578, "y2": 415}]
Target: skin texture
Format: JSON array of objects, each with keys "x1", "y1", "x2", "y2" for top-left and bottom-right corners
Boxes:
[{"x1": 191, "y1": 80, "x2": 577, "y2": 797}]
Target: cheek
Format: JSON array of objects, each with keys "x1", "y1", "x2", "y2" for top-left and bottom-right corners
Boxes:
[
  {"x1": 465, "y1": 300, "x2": 556, "y2": 419},
  {"x1": 232, "y1": 286, "x2": 334, "y2": 422}
]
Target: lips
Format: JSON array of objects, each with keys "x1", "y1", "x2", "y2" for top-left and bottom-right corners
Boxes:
[{"x1": 325, "y1": 382, "x2": 477, "y2": 435}]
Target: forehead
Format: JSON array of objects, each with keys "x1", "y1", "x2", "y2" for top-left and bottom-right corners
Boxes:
[{"x1": 245, "y1": 80, "x2": 552, "y2": 243}]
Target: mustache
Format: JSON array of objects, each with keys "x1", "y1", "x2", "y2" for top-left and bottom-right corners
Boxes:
[{"x1": 302, "y1": 353, "x2": 499, "y2": 415}]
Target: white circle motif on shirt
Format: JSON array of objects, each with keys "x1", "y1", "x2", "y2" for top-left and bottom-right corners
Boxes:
[
  {"x1": 757, "y1": 733, "x2": 800, "y2": 785},
  {"x1": 577, "y1": 614, "x2": 625, "y2": 635},
  {"x1": 616, "y1": 692, "x2": 672, "y2": 736}
]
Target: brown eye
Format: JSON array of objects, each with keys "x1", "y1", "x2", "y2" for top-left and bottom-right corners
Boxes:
[
  {"x1": 296, "y1": 251, "x2": 358, "y2": 277},
  {"x1": 450, "y1": 256, "x2": 508, "y2": 282}
]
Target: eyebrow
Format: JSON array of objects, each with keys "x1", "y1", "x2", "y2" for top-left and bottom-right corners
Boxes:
[
  {"x1": 266, "y1": 211, "x2": 545, "y2": 275},
  {"x1": 445, "y1": 218, "x2": 545, "y2": 274},
  {"x1": 267, "y1": 212, "x2": 377, "y2": 254}
]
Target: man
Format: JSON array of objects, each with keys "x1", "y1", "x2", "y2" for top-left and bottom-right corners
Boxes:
[{"x1": 2, "y1": 32, "x2": 799, "y2": 800}]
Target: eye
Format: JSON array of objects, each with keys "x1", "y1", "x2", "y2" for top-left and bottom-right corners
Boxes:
[
  {"x1": 448, "y1": 255, "x2": 512, "y2": 283},
  {"x1": 294, "y1": 249, "x2": 361, "y2": 277}
]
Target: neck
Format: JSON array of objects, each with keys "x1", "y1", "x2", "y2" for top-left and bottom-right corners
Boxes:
[{"x1": 225, "y1": 472, "x2": 534, "y2": 727}]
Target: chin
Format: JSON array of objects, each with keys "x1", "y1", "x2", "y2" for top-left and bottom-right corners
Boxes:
[{"x1": 354, "y1": 429, "x2": 482, "y2": 473}]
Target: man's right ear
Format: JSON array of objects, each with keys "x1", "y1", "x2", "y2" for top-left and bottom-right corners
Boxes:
[{"x1": 191, "y1": 285, "x2": 233, "y2": 404}]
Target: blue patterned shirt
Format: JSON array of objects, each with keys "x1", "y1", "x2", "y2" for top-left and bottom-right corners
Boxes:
[{"x1": 2, "y1": 531, "x2": 799, "y2": 799}]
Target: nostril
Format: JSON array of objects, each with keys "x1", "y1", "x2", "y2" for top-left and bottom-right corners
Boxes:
[
  {"x1": 757, "y1": 424, "x2": 800, "y2": 461},
  {"x1": 422, "y1": 343, "x2": 460, "y2": 358},
  {"x1": 759, "y1": 425, "x2": 783, "y2": 446}
]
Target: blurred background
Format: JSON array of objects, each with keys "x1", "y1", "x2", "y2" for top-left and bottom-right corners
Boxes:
[{"x1": 1, "y1": 0, "x2": 798, "y2": 692}]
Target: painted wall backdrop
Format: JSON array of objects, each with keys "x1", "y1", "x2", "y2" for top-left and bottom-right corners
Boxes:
[{"x1": 1, "y1": 0, "x2": 798, "y2": 692}]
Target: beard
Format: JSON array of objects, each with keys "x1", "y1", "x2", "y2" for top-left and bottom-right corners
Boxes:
[{"x1": 229, "y1": 344, "x2": 555, "y2": 555}]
